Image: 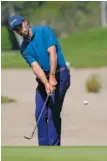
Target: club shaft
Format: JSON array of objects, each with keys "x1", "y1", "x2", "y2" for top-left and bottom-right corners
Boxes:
[{"x1": 24, "y1": 94, "x2": 50, "y2": 139}]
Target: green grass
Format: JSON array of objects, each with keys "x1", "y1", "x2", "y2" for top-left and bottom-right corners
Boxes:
[
  {"x1": 1, "y1": 96, "x2": 16, "y2": 104},
  {"x1": 1, "y1": 51, "x2": 29, "y2": 68},
  {"x1": 1, "y1": 146, "x2": 107, "y2": 161},
  {"x1": 1, "y1": 27, "x2": 107, "y2": 68},
  {"x1": 60, "y1": 27, "x2": 107, "y2": 68}
]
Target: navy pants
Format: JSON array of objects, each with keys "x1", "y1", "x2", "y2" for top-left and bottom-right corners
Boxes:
[{"x1": 35, "y1": 68, "x2": 70, "y2": 146}]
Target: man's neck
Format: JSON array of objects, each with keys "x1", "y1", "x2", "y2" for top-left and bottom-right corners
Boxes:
[
  {"x1": 23, "y1": 27, "x2": 33, "y2": 41},
  {"x1": 29, "y1": 27, "x2": 33, "y2": 40}
]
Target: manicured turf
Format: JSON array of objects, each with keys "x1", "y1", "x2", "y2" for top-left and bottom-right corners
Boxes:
[
  {"x1": 60, "y1": 27, "x2": 107, "y2": 68},
  {"x1": 1, "y1": 146, "x2": 107, "y2": 161},
  {"x1": 1, "y1": 27, "x2": 107, "y2": 68},
  {"x1": 1, "y1": 51, "x2": 29, "y2": 68}
]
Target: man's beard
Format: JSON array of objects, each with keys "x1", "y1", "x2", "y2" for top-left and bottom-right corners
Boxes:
[{"x1": 22, "y1": 29, "x2": 30, "y2": 39}]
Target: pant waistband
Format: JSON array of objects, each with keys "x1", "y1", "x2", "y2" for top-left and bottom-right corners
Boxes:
[
  {"x1": 56, "y1": 66, "x2": 68, "y2": 73},
  {"x1": 36, "y1": 66, "x2": 68, "y2": 84},
  {"x1": 44, "y1": 66, "x2": 68, "y2": 75}
]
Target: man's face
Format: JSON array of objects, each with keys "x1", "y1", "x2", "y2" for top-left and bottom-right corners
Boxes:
[{"x1": 13, "y1": 20, "x2": 29, "y2": 37}]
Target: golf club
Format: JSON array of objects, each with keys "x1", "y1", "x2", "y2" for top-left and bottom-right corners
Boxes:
[{"x1": 24, "y1": 94, "x2": 51, "y2": 140}]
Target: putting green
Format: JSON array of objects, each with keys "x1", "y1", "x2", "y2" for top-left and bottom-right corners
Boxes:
[{"x1": 1, "y1": 146, "x2": 107, "y2": 161}]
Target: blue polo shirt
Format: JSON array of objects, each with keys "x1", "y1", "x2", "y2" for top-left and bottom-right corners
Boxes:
[{"x1": 20, "y1": 25, "x2": 66, "y2": 71}]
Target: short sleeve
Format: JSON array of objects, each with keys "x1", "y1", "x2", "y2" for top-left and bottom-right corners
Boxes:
[
  {"x1": 42, "y1": 26, "x2": 57, "y2": 49},
  {"x1": 21, "y1": 52, "x2": 36, "y2": 66}
]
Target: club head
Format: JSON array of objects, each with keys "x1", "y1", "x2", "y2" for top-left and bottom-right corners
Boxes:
[{"x1": 24, "y1": 136, "x2": 33, "y2": 140}]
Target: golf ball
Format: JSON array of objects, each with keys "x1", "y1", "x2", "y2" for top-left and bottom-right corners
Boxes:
[{"x1": 84, "y1": 100, "x2": 88, "y2": 105}]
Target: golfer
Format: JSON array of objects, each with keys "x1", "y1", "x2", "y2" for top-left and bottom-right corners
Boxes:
[{"x1": 8, "y1": 15, "x2": 70, "y2": 146}]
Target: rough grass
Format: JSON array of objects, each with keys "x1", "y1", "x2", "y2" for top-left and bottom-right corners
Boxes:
[
  {"x1": 1, "y1": 146, "x2": 107, "y2": 161},
  {"x1": 1, "y1": 96, "x2": 16, "y2": 104},
  {"x1": 1, "y1": 27, "x2": 107, "y2": 68}
]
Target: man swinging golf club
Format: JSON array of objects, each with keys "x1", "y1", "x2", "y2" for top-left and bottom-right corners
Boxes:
[{"x1": 8, "y1": 15, "x2": 70, "y2": 146}]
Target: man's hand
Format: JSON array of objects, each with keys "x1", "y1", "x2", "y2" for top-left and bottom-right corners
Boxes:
[
  {"x1": 49, "y1": 74, "x2": 57, "y2": 87},
  {"x1": 44, "y1": 81, "x2": 56, "y2": 94}
]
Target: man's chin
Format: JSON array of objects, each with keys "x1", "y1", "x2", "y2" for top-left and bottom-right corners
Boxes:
[{"x1": 23, "y1": 33, "x2": 29, "y2": 38}]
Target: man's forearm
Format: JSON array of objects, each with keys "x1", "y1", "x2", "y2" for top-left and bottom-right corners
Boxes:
[
  {"x1": 31, "y1": 61, "x2": 48, "y2": 85},
  {"x1": 50, "y1": 52, "x2": 57, "y2": 75},
  {"x1": 47, "y1": 46, "x2": 57, "y2": 75}
]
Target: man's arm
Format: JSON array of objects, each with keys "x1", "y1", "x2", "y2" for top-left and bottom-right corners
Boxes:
[
  {"x1": 31, "y1": 61, "x2": 48, "y2": 84},
  {"x1": 41, "y1": 26, "x2": 57, "y2": 75},
  {"x1": 31, "y1": 61, "x2": 55, "y2": 94},
  {"x1": 47, "y1": 45, "x2": 57, "y2": 75},
  {"x1": 47, "y1": 45, "x2": 57, "y2": 87},
  {"x1": 21, "y1": 50, "x2": 55, "y2": 93}
]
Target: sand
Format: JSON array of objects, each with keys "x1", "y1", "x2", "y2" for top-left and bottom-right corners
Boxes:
[{"x1": 1, "y1": 68, "x2": 107, "y2": 146}]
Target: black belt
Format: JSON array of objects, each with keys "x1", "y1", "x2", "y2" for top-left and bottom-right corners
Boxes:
[
  {"x1": 36, "y1": 66, "x2": 68, "y2": 84},
  {"x1": 44, "y1": 66, "x2": 68, "y2": 75}
]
